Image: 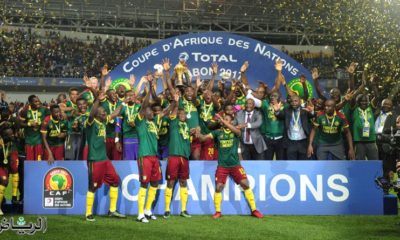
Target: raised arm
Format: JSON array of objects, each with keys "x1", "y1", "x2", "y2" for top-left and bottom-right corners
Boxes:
[
  {"x1": 163, "y1": 58, "x2": 177, "y2": 97},
  {"x1": 207, "y1": 62, "x2": 218, "y2": 91},
  {"x1": 239, "y1": 61, "x2": 250, "y2": 87},
  {"x1": 138, "y1": 82, "x2": 152, "y2": 118},
  {"x1": 312, "y1": 68, "x2": 327, "y2": 100},
  {"x1": 369, "y1": 74, "x2": 379, "y2": 108},
  {"x1": 346, "y1": 62, "x2": 357, "y2": 91},
  {"x1": 99, "y1": 64, "x2": 109, "y2": 91},
  {"x1": 218, "y1": 115, "x2": 240, "y2": 136},
  {"x1": 193, "y1": 75, "x2": 203, "y2": 101},
  {"x1": 88, "y1": 91, "x2": 105, "y2": 123}
]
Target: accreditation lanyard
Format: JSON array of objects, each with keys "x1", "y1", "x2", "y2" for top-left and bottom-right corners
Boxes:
[
  {"x1": 52, "y1": 117, "x2": 61, "y2": 134},
  {"x1": 325, "y1": 112, "x2": 337, "y2": 134},
  {"x1": 1, "y1": 140, "x2": 10, "y2": 164},
  {"x1": 377, "y1": 112, "x2": 390, "y2": 127},
  {"x1": 156, "y1": 115, "x2": 163, "y2": 133},
  {"x1": 359, "y1": 108, "x2": 370, "y2": 127},
  {"x1": 202, "y1": 103, "x2": 213, "y2": 120},
  {"x1": 291, "y1": 109, "x2": 301, "y2": 130},
  {"x1": 183, "y1": 99, "x2": 193, "y2": 119},
  {"x1": 108, "y1": 101, "x2": 116, "y2": 114},
  {"x1": 30, "y1": 107, "x2": 38, "y2": 122},
  {"x1": 147, "y1": 120, "x2": 159, "y2": 139},
  {"x1": 127, "y1": 105, "x2": 137, "y2": 122},
  {"x1": 179, "y1": 121, "x2": 189, "y2": 139}
]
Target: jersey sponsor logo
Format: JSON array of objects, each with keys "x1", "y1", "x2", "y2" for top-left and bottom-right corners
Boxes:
[
  {"x1": 220, "y1": 139, "x2": 234, "y2": 148},
  {"x1": 322, "y1": 126, "x2": 339, "y2": 134},
  {"x1": 43, "y1": 167, "x2": 74, "y2": 208}
]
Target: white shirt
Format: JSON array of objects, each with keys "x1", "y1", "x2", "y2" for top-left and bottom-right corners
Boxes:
[{"x1": 375, "y1": 111, "x2": 390, "y2": 134}]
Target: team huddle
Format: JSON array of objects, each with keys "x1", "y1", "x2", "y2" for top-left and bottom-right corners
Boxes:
[{"x1": 0, "y1": 58, "x2": 399, "y2": 221}]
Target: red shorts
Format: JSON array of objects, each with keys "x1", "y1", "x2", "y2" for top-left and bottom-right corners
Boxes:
[
  {"x1": 137, "y1": 156, "x2": 161, "y2": 184},
  {"x1": 0, "y1": 167, "x2": 9, "y2": 186},
  {"x1": 44, "y1": 145, "x2": 65, "y2": 161},
  {"x1": 82, "y1": 144, "x2": 88, "y2": 161},
  {"x1": 9, "y1": 151, "x2": 19, "y2": 174},
  {"x1": 25, "y1": 144, "x2": 43, "y2": 161},
  {"x1": 166, "y1": 156, "x2": 189, "y2": 181},
  {"x1": 87, "y1": 160, "x2": 120, "y2": 191},
  {"x1": 215, "y1": 165, "x2": 247, "y2": 185},
  {"x1": 191, "y1": 137, "x2": 201, "y2": 154},
  {"x1": 106, "y1": 138, "x2": 122, "y2": 161},
  {"x1": 200, "y1": 138, "x2": 218, "y2": 160}
]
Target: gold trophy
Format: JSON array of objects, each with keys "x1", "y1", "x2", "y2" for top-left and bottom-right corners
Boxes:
[{"x1": 174, "y1": 62, "x2": 186, "y2": 87}]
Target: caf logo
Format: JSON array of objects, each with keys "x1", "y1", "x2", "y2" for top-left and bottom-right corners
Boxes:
[
  {"x1": 43, "y1": 167, "x2": 74, "y2": 208},
  {"x1": 45, "y1": 168, "x2": 72, "y2": 191}
]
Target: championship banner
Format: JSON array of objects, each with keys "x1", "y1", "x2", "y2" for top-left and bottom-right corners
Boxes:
[
  {"x1": 108, "y1": 32, "x2": 315, "y2": 98},
  {"x1": 24, "y1": 161, "x2": 383, "y2": 215}
]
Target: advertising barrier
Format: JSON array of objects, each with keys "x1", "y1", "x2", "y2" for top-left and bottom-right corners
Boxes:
[{"x1": 24, "y1": 161, "x2": 383, "y2": 215}]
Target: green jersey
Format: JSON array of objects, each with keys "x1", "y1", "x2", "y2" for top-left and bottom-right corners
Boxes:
[
  {"x1": 41, "y1": 116, "x2": 68, "y2": 146},
  {"x1": 211, "y1": 129, "x2": 240, "y2": 167},
  {"x1": 81, "y1": 89, "x2": 95, "y2": 106},
  {"x1": 179, "y1": 98, "x2": 199, "y2": 130},
  {"x1": 168, "y1": 116, "x2": 191, "y2": 158},
  {"x1": 161, "y1": 98, "x2": 170, "y2": 108},
  {"x1": 198, "y1": 98, "x2": 218, "y2": 134},
  {"x1": 313, "y1": 111, "x2": 349, "y2": 145},
  {"x1": 260, "y1": 100, "x2": 284, "y2": 137},
  {"x1": 155, "y1": 114, "x2": 169, "y2": 147},
  {"x1": 100, "y1": 99, "x2": 120, "y2": 138},
  {"x1": 65, "y1": 100, "x2": 77, "y2": 117},
  {"x1": 339, "y1": 101, "x2": 352, "y2": 125},
  {"x1": 352, "y1": 106, "x2": 376, "y2": 142},
  {"x1": 135, "y1": 115, "x2": 158, "y2": 158},
  {"x1": 120, "y1": 103, "x2": 141, "y2": 138},
  {"x1": 86, "y1": 118, "x2": 108, "y2": 161},
  {"x1": 20, "y1": 106, "x2": 50, "y2": 145}
]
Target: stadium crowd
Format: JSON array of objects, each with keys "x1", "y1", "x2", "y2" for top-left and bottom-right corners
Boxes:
[
  {"x1": 0, "y1": 28, "x2": 333, "y2": 78},
  {"x1": 0, "y1": 28, "x2": 152, "y2": 78}
]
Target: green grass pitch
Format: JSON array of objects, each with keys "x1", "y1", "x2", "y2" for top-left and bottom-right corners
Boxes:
[{"x1": 1, "y1": 215, "x2": 400, "y2": 240}]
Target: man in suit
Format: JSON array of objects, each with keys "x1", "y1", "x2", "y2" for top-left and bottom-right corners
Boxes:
[
  {"x1": 376, "y1": 98, "x2": 398, "y2": 180},
  {"x1": 235, "y1": 99, "x2": 267, "y2": 160},
  {"x1": 273, "y1": 95, "x2": 314, "y2": 160}
]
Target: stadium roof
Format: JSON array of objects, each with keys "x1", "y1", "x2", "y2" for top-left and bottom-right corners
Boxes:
[{"x1": 1, "y1": 0, "x2": 332, "y2": 45}]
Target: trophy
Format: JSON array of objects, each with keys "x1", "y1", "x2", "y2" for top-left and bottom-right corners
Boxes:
[
  {"x1": 174, "y1": 62, "x2": 186, "y2": 87},
  {"x1": 220, "y1": 71, "x2": 231, "y2": 84},
  {"x1": 173, "y1": 52, "x2": 190, "y2": 87}
]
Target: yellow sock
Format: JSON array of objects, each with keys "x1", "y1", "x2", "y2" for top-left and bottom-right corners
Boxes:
[
  {"x1": 109, "y1": 186, "x2": 118, "y2": 213},
  {"x1": 244, "y1": 188, "x2": 256, "y2": 211},
  {"x1": 180, "y1": 187, "x2": 188, "y2": 212},
  {"x1": 165, "y1": 187, "x2": 173, "y2": 212},
  {"x1": 12, "y1": 173, "x2": 19, "y2": 197},
  {"x1": 85, "y1": 191, "x2": 95, "y2": 217},
  {"x1": 138, "y1": 187, "x2": 147, "y2": 215},
  {"x1": 0, "y1": 185, "x2": 5, "y2": 206},
  {"x1": 214, "y1": 192, "x2": 222, "y2": 212},
  {"x1": 145, "y1": 186, "x2": 158, "y2": 211}
]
